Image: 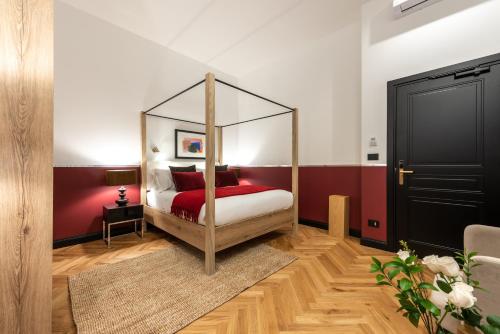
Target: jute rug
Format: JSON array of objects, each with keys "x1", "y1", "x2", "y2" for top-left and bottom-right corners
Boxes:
[{"x1": 68, "y1": 242, "x2": 296, "y2": 334}]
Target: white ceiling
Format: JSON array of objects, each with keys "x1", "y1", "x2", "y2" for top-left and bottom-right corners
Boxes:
[{"x1": 58, "y1": 0, "x2": 361, "y2": 77}]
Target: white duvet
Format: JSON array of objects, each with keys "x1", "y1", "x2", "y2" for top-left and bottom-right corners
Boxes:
[{"x1": 147, "y1": 188, "x2": 293, "y2": 226}]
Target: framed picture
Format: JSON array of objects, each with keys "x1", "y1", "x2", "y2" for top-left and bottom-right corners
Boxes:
[{"x1": 175, "y1": 129, "x2": 206, "y2": 159}]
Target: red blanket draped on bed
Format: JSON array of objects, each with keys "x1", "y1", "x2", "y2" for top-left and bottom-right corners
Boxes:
[{"x1": 170, "y1": 185, "x2": 276, "y2": 223}]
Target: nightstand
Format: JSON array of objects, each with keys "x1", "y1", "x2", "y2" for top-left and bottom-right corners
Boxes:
[{"x1": 103, "y1": 203, "x2": 144, "y2": 248}]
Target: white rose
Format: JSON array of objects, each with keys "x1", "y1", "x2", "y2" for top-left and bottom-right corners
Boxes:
[
  {"x1": 436, "y1": 257, "x2": 460, "y2": 277},
  {"x1": 397, "y1": 250, "x2": 410, "y2": 261},
  {"x1": 429, "y1": 275, "x2": 449, "y2": 309},
  {"x1": 422, "y1": 255, "x2": 441, "y2": 273},
  {"x1": 448, "y1": 282, "x2": 476, "y2": 309},
  {"x1": 422, "y1": 255, "x2": 460, "y2": 277},
  {"x1": 430, "y1": 290, "x2": 449, "y2": 309}
]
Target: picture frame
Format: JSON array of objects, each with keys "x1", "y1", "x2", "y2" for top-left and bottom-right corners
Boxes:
[{"x1": 175, "y1": 129, "x2": 206, "y2": 159}]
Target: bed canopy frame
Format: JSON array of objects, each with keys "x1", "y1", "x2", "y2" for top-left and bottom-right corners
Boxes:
[{"x1": 141, "y1": 73, "x2": 298, "y2": 275}]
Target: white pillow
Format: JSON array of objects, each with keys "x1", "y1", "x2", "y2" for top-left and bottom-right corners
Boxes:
[{"x1": 154, "y1": 168, "x2": 174, "y2": 191}]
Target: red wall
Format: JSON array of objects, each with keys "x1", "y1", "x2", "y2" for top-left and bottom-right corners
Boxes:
[
  {"x1": 238, "y1": 166, "x2": 361, "y2": 232},
  {"x1": 54, "y1": 165, "x2": 388, "y2": 244},
  {"x1": 53, "y1": 166, "x2": 140, "y2": 240},
  {"x1": 361, "y1": 166, "x2": 387, "y2": 241}
]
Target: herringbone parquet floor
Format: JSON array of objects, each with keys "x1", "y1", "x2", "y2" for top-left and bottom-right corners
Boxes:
[{"x1": 52, "y1": 225, "x2": 425, "y2": 334}]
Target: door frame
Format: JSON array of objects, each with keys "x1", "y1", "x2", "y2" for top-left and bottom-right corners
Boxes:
[{"x1": 386, "y1": 52, "x2": 500, "y2": 252}]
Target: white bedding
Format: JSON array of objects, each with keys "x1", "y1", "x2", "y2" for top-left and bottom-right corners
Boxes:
[{"x1": 147, "y1": 188, "x2": 293, "y2": 226}]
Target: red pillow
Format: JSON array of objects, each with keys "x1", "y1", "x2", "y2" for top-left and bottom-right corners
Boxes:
[
  {"x1": 215, "y1": 171, "x2": 239, "y2": 188},
  {"x1": 171, "y1": 172, "x2": 205, "y2": 192}
]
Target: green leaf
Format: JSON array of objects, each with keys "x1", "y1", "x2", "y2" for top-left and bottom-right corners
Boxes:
[
  {"x1": 399, "y1": 299, "x2": 418, "y2": 313},
  {"x1": 395, "y1": 292, "x2": 408, "y2": 300},
  {"x1": 462, "y1": 308, "x2": 482, "y2": 327},
  {"x1": 405, "y1": 255, "x2": 417, "y2": 264},
  {"x1": 376, "y1": 281, "x2": 392, "y2": 286},
  {"x1": 399, "y1": 278, "x2": 412, "y2": 291},
  {"x1": 468, "y1": 251, "x2": 478, "y2": 258},
  {"x1": 420, "y1": 299, "x2": 441, "y2": 317},
  {"x1": 418, "y1": 282, "x2": 438, "y2": 291},
  {"x1": 408, "y1": 312, "x2": 420, "y2": 327},
  {"x1": 479, "y1": 325, "x2": 500, "y2": 334},
  {"x1": 388, "y1": 269, "x2": 400, "y2": 280},
  {"x1": 436, "y1": 280, "x2": 452, "y2": 294},
  {"x1": 376, "y1": 274, "x2": 385, "y2": 282},
  {"x1": 370, "y1": 263, "x2": 380, "y2": 273},
  {"x1": 383, "y1": 261, "x2": 404, "y2": 270},
  {"x1": 372, "y1": 257, "x2": 381, "y2": 267},
  {"x1": 409, "y1": 266, "x2": 423, "y2": 274},
  {"x1": 487, "y1": 315, "x2": 500, "y2": 328}
]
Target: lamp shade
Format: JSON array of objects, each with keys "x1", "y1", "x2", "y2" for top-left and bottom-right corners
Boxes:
[{"x1": 106, "y1": 169, "x2": 137, "y2": 186}]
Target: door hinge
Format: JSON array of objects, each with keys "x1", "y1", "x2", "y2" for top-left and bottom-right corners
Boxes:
[{"x1": 454, "y1": 66, "x2": 490, "y2": 79}]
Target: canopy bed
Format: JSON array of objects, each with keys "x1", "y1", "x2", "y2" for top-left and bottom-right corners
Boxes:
[{"x1": 140, "y1": 73, "x2": 298, "y2": 275}]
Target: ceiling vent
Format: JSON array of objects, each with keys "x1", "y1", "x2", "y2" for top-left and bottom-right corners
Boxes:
[{"x1": 393, "y1": 0, "x2": 443, "y2": 17}]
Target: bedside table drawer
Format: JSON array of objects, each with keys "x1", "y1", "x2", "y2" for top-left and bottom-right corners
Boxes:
[{"x1": 104, "y1": 205, "x2": 143, "y2": 223}]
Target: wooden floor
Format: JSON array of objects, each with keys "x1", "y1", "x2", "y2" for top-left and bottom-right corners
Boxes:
[{"x1": 53, "y1": 225, "x2": 425, "y2": 334}]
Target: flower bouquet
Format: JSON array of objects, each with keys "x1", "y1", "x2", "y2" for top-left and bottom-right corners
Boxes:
[{"x1": 370, "y1": 241, "x2": 500, "y2": 334}]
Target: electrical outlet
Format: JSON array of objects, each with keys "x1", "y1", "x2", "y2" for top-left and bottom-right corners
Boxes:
[{"x1": 368, "y1": 219, "x2": 380, "y2": 228}]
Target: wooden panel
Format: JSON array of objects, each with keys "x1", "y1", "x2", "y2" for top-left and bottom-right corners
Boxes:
[
  {"x1": 329, "y1": 195, "x2": 350, "y2": 238},
  {"x1": 292, "y1": 108, "x2": 299, "y2": 233},
  {"x1": 0, "y1": 0, "x2": 53, "y2": 332},
  {"x1": 144, "y1": 206, "x2": 205, "y2": 251},
  {"x1": 215, "y1": 209, "x2": 293, "y2": 252},
  {"x1": 204, "y1": 73, "x2": 216, "y2": 275}
]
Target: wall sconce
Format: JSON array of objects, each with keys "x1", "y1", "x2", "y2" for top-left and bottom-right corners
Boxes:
[{"x1": 151, "y1": 145, "x2": 160, "y2": 153}]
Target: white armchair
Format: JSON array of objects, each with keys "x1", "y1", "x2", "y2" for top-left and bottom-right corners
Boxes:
[{"x1": 464, "y1": 224, "x2": 500, "y2": 317}]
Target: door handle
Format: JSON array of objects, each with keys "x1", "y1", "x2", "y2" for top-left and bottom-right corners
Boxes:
[{"x1": 399, "y1": 167, "x2": 414, "y2": 186}]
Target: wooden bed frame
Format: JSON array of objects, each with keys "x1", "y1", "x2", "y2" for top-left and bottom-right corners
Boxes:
[{"x1": 140, "y1": 73, "x2": 298, "y2": 275}]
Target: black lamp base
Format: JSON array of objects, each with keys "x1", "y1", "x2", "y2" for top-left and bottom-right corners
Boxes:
[
  {"x1": 115, "y1": 198, "x2": 129, "y2": 206},
  {"x1": 115, "y1": 186, "x2": 129, "y2": 207}
]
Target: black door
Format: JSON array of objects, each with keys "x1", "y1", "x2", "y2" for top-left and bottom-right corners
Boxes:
[{"x1": 389, "y1": 55, "x2": 500, "y2": 256}]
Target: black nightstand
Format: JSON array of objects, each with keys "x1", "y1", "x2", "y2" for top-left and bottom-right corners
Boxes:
[{"x1": 102, "y1": 203, "x2": 144, "y2": 248}]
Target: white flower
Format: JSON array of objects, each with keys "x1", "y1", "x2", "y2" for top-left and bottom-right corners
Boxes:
[
  {"x1": 422, "y1": 255, "x2": 460, "y2": 277},
  {"x1": 422, "y1": 255, "x2": 441, "y2": 273},
  {"x1": 448, "y1": 282, "x2": 476, "y2": 309},
  {"x1": 397, "y1": 250, "x2": 410, "y2": 261},
  {"x1": 429, "y1": 275, "x2": 449, "y2": 309},
  {"x1": 437, "y1": 257, "x2": 461, "y2": 277},
  {"x1": 430, "y1": 290, "x2": 449, "y2": 309}
]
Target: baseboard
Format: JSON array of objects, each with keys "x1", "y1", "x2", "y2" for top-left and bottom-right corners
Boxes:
[
  {"x1": 360, "y1": 237, "x2": 390, "y2": 251},
  {"x1": 299, "y1": 218, "x2": 361, "y2": 237},
  {"x1": 299, "y1": 218, "x2": 327, "y2": 230},
  {"x1": 53, "y1": 225, "x2": 139, "y2": 249}
]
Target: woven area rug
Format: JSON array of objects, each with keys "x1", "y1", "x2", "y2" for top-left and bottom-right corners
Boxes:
[{"x1": 68, "y1": 242, "x2": 296, "y2": 334}]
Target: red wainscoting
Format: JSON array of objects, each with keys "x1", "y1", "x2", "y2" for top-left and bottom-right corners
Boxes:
[
  {"x1": 361, "y1": 166, "x2": 387, "y2": 242},
  {"x1": 53, "y1": 166, "x2": 141, "y2": 241},
  {"x1": 54, "y1": 165, "x2": 387, "y2": 244},
  {"x1": 238, "y1": 166, "x2": 362, "y2": 233}
]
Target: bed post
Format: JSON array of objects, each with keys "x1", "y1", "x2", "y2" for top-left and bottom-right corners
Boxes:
[
  {"x1": 292, "y1": 108, "x2": 299, "y2": 233},
  {"x1": 205, "y1": 73, "x2": 216, "y2": 275},
  {"x1": 217, "y1": 127, "x2": 223, "y2": 164},
  {"x1": 141, "y1": 112, "x2": 147, "y2": 205}
]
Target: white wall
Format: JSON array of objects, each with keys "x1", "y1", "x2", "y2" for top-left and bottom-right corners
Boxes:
[
  {"x1": 54, "y1": 1, "x2": 237, "y2": 166},
  {"x1": 234, "y1": 15, "x2": 362, "y2": 166},
  {"x1": 361, "y1": 0, "x2": 500, "y2": 165}
]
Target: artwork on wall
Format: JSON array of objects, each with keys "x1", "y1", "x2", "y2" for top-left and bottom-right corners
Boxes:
[{"x1": 175, "y1": 129, "x2": 206, "y2": 159}]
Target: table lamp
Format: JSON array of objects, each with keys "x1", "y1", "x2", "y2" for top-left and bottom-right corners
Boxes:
[{"x1": 106, "y1": 169, "x2": 137, "y2": 206}]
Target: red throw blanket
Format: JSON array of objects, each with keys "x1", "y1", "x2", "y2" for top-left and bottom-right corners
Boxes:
[{"x1": 171, "y1": 185, "x2": 276, "y2": 223}]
